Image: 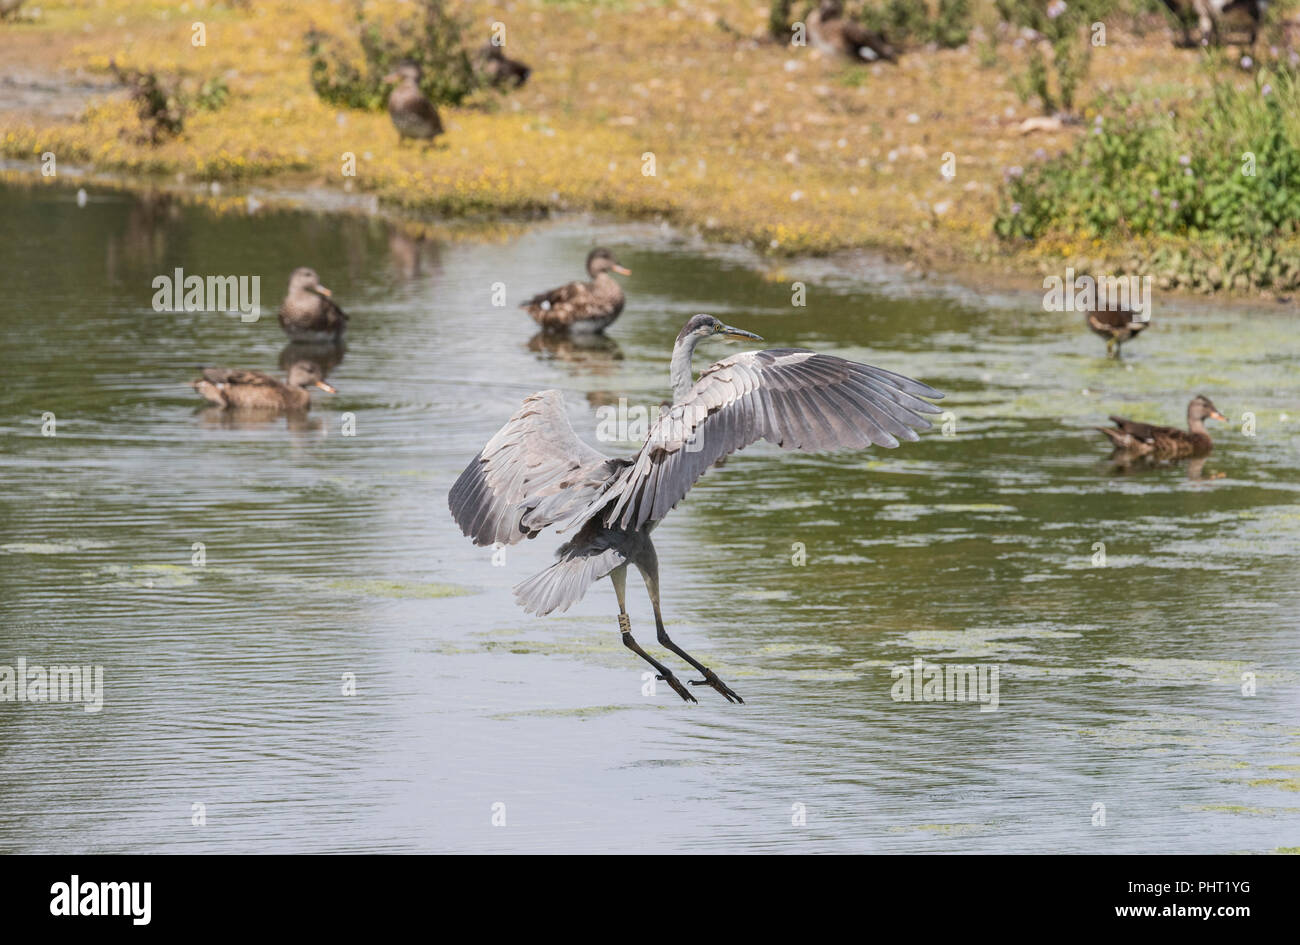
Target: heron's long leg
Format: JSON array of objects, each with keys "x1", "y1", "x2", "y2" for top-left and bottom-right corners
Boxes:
[
  {"x1": 636, "y1": 546, "x2": 744, "y2": 704},
  {"x1": 611, "y1": 565, "x2": 696, "y2": 704}
]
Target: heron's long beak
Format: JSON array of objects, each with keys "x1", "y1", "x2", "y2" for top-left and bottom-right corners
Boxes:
[
  {"x1": 612, "y1": 265, "x2": 631, "y2": 276},
  {"x1": 720, "y1": 325, "x2": 763, "y2": 342},
  {"x1": 311, "y1": 285, "x2": 333, "y2": 298},
  {"x1": 1209, "y1": 409, "x2": 1227, "y2": 422},
  {"x1": 315, "y1": 380, "x2": 337, "y2": 393}
]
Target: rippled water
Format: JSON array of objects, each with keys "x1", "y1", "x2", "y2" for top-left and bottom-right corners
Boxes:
[{"x1": 1, "y1": 182, "x2": 1297, "y2": 853}]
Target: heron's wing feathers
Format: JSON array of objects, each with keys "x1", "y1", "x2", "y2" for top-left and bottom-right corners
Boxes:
[
  {"x1": 448, "y1": 390, "x2": 616, "y2": 547},
  {"x1": 583, "y1": 348, "x2": 942, "y2": 532}
]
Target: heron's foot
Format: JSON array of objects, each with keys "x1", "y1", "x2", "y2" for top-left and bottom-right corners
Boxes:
[
  {"x1": 657, "y1": 672, "x2": 698, "y2": 704},
  {"x1": 689, "y1": 668, "x2": 744, "y2": 704}
]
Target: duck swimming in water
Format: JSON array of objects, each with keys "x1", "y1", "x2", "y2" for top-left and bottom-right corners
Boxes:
[
  {"x1": 1096, "y1": 395, "x2": 1227, "y2": 458},
  {"x1": 192, "y1": 361, "x2": 337, "y2": 411},
  {"x1": 278, "y1": 267, "x2": 348, "y2": 341},
  {"x1": 521, "y1": 248, "x2": 630, "y2": 334}
]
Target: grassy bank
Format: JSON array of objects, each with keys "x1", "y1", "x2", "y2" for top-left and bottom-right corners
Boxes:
[{"x1": 1, "y1": 0, "x2": 1296, "y2": 294}]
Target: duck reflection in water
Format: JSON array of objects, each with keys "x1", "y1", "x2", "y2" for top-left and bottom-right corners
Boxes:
[
  {"x1": 527, "y1": 330, "x2": 623, "y2": 374},
  {"x1": 1097, "y1": 395, "x2": 1227, "y2": 481},
  {"x1": 195, "y1": 406, "x2": 326, "y2": 433},
  {"x1": 279, "y1": 340, "x2": 345, "y2": 377}
]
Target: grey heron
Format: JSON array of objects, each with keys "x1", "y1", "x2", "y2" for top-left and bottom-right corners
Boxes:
[{"x1": 449, "y1": 314, "x2": 943, "y2": 703}]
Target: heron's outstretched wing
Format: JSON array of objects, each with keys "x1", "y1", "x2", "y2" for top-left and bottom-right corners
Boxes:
[
  {"x1": 573, "y1": 348, "x2": 942, "y2": 532},
  {"x1": 449, "y1": 390, "x2": 623, "y2": 547}
]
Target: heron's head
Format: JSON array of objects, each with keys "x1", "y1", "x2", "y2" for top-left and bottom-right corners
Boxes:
[
  {"x1": 677, "y1": 314, "x2": 763, "y2": 346},
  {"x1": 287, "y1": 360, "x2": 337, "y2": 393},
  {"x1": 1190, "y1": 394, "x2": 1227, "y2": 423},
  {"x1": 288, "y1": 267, "x2": 332, "y2": 299},
  {"x1": 587, "y1": 247, "x2": 631, "y2": 277}
]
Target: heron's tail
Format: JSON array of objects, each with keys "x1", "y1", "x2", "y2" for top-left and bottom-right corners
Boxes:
[{"x1": 513, "y1": 527, "x2": 631, "y2": 616}]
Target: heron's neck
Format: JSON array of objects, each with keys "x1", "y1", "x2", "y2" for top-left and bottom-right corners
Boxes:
[{"x1": 670, "y1": 332, "x2": 702, "y2": 403}]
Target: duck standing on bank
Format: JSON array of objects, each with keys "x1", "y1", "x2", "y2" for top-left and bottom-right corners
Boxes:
[
  {"x1": 806, "y1": 0, "x2": 898, "y2": 63},
  {"x1": 475, "y1": 43, "x2": 531, "y2": 88},
  {"x1": 1096, "y1": 395, "x2": 1227, "y2": 458},
  {"x1": 192, "y1": 361, "x2": 336, "y2": 411},
  {"x1": 521, "y1": 248, "x2": 630, "y2": 334},
  {"x1": 385, "y1": 61, "x2": 443, "y2": 144},
  {"x1": 279, "y1": 267, "x2": 349, "y2": 342}
]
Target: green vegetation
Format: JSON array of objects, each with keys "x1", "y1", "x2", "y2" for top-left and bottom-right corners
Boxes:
[
  {"x1": 306, "y1": 0, "x2": 478, "y2": 110},
  {"x1": 861, "y1": 0, "x2": 974, "y2": 49},
  {"x1": 996, "y1": 0, "x2": 1119, "y2": 114},
  {"x1": 110, "y1": 64, "x2": 185, "y2": 143},
  {"x1": 995, "y1": 63, "x2": 1300, "y2": 289}
]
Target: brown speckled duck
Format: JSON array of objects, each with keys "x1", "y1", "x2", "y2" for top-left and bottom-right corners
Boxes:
[
  {"x1": 279, "y1": 267, "x2": 348, "y2": 341},
  {"x1": 1097, "y1": 395, "x2": 1227, "y2": 458},
  {"x1": 807, "y1": 0, "x2": 898, "y2": 64},
  {"x1": 192, "y1": 361, "x2": 336, "y2": 411},
  {"x1": 384, "y1": 62, "x2": 443, "y2": 144},
  {"x1": 476, "y1": 43, "x2": 531, "y2": 88},
  {"x1": 521, "y1": 248, "x2": 630, "y2": 333},
  {"x1": 1086, "y1": 308, "x2": 1149, "y2": 358}
]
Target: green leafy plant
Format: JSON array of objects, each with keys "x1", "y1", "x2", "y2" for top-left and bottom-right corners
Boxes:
[
  {"x1": 306, "y1": 0, "x2": 478, "y2": 111},
  {"x1": 995, "y1": 66, "x2": 1300, "y2": 288},
  {"x1": 194, "y1": 76, "x2": 229, "y2": 112},
  {"x1": 860, "y1": 0, "x2": 971, "y2": 49},
  {"x1": 110, "y1": 63, "x2": 185, "y2": 144},
  {"x1": 996, "y1": 0, "x2": 1120, "y2": 114},
  {"x1": 933, "y1": 0, "x2": 973, "y2": 48},
  {"x1": 769, "y1": 0, "x2": 795, "y2": 41}
]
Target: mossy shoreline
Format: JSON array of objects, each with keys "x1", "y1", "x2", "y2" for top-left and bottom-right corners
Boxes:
[{"x1": 2, "y1": 0, "x2": 1296, "y2": 302}]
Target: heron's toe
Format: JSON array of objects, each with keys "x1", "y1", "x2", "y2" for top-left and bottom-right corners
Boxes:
[{"x1": 657, "y1": 672, "x2": 698, "y2": 703}]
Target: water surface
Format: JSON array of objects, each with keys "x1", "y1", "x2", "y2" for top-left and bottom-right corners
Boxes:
[{"x1": 1, "y1": 182, "x2": 1298, "y2": 853}]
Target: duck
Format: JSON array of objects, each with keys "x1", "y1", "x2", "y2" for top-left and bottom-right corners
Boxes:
[
  {"x1": 1086, "y1": 308, "x2": 1149, "y2": 358},
  {"x1": 475, "y1": 43, "x2": 531, "y2": 88},
  {"x1": 1096, "y1": 395, "x2": 1227, "y2": 458},
  {"x1": 384, "y1": 62, "x2": 443, "y2": 144},
  {"x1": 521, "y1": 248, "x2": 630, "y2": 333},
  {"x1": 807, "y1": 0, "x2": 898, "y2": 64},
  {"x1": 278, "y1": 267, "x2": 348, "y2": 341},
  {"x1": 1161, "y1": 0, "x2": 1264, "y2": 48},
  {"x1": 192, "y1": 361, "x2": 337, "y2": 411}
]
